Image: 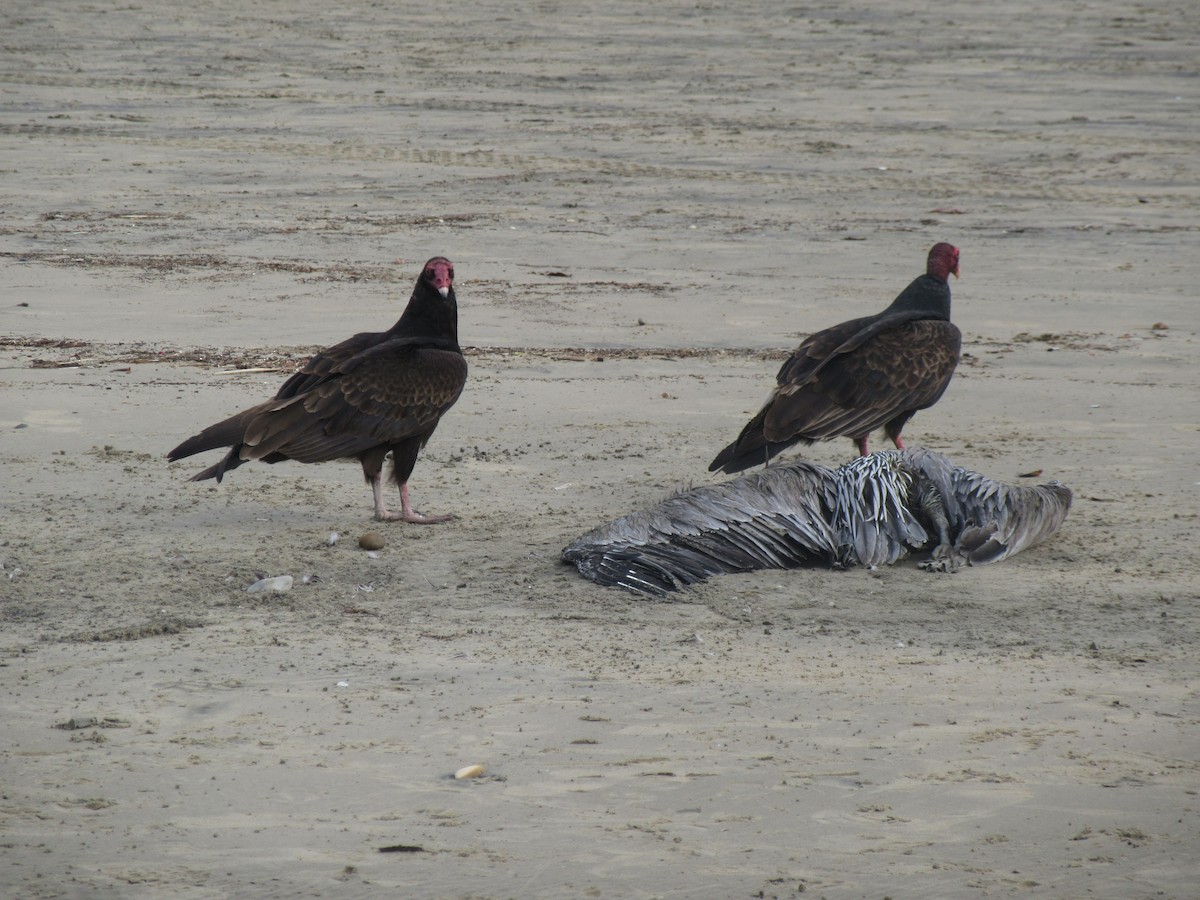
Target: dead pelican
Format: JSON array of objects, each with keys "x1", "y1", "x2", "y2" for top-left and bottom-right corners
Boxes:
[{"x1": 563, "y1": 449, "x2": 1071, "y2": 598}]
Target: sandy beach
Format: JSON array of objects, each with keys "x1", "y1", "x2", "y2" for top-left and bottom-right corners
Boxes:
[{"x1": 2, "y1": 1, "x2": 1198, "y2": 897}]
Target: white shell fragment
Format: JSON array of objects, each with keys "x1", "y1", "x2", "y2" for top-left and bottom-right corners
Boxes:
[
  {"x1": 325, "y1": 532, "x2": 339, "y2": 547},
  {"x1": 246, "y1": 575, "x2": 294, "y2": 593},
  {"x1": 454, "y1": 764, "x2": 486, "y2": 780}
]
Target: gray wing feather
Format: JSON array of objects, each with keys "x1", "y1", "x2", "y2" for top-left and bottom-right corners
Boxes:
[{"x1": 562, "y1": 462, "x2": 839, "y2": 597}]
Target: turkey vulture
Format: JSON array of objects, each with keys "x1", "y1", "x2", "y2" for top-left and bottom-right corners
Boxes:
[
  {"x1": 563, "y1": 449, "x2": 1072, "y2": 598},
  {"x1": 168, "y1": 256, "x2": 467, "y2": 523},
  {"x1": 709, "y1": 243, "x2": 962, "y2": 474}
]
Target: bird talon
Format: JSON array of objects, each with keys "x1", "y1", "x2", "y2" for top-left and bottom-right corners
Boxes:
[
  {"x1": 374, "y1": 509, "x2": 456, "y2": 524},
  {"x1": 404, "y1": 511, "x2": 456, "y2": 525},
  {"x1": 920, "y1": 545, "x2": 963, "y2": 574}
]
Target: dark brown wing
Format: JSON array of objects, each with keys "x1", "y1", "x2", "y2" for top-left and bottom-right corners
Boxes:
[
  {"x1": 765, "y1": 319, "x2": 961, "y2": 442},
  {"x1": 773, "y1": 313, "x2": 882, "y2": 387},
  {"x1": 709, "y1": 312, "x2": 958, "y2": 474},
  {"x1": 241, "y1": 339, "x2": 467, "y2": 464},
  {"x1": 274, "y1": 331, "x2": 387, "y2": 400}
]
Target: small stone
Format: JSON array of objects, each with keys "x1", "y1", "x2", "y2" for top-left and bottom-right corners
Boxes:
[{"x1": 359, "y1": 532, "x2": 386, "y2": 551}]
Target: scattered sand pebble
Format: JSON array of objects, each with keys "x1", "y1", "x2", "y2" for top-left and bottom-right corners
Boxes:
[{"x1": 454, "y1": 764, "x2": 485, "y2": 780}]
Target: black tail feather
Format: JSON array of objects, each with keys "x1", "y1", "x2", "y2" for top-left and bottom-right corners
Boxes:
[
  {"x1": 708, "y1": 436, "x2": 801, "y2": 475},
  {"x1": 188, "y1": 446, "x2": 247, "y2": 483},
  {"x1": 167, "y1": 413, "x2": 251, "y2": 463}
]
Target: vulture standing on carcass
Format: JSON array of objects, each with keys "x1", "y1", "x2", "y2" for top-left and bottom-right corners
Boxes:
[
  {"x1": 168, "y1": 256, "x2": 467, "y2": 523},
  {"x1": 709, "y1": 243, "x2": 962, "y2": 474},
  {"x1": 563, "y1": 449, "x2": 1072, "y2": 598}
]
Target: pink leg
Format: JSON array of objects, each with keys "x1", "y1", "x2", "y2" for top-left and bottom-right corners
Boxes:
[
  {"x1": 371, "y1": 473, "x2": 454, "y2": 523},
  {"x1": 371, "y1": 472, "x2": 394, "y2": 520},
  {"x1": 855, "y1": 436, "x2": 870, "y2": 457},
  {"x1": 892, "y1": 435, "x2": 906, "y2": 450},
  {"x1": 397, "y1": 482, "x2": 455, "y2": 525}
]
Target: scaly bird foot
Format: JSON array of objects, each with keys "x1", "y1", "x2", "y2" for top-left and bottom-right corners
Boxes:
[
  {"x1": 919, "y1": 543, "x2": 964, "y2": 574},
  {"x1": 375, "y1": 508, "x2": 457, "y2": 524}
]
